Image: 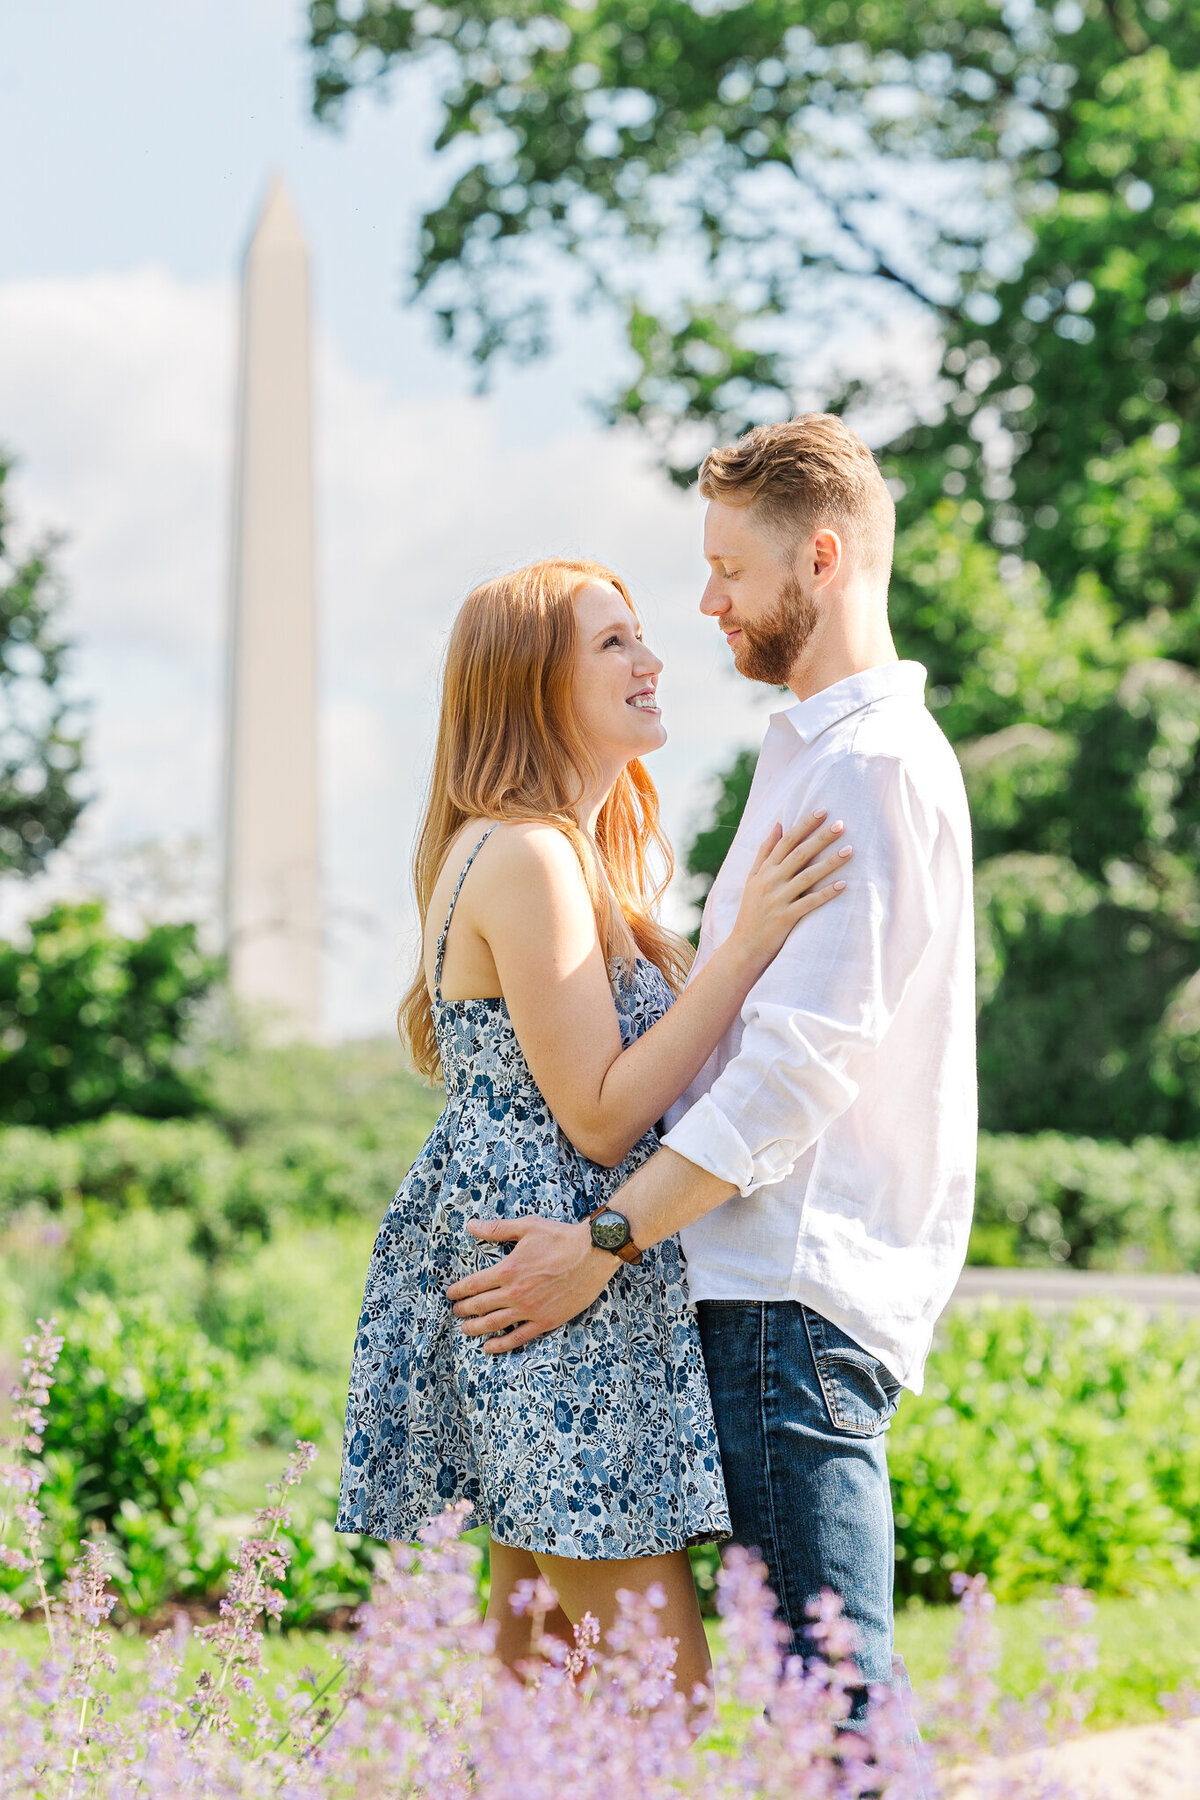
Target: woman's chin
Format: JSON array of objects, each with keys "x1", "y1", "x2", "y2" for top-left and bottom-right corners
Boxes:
[{"x1": 619, "y1": 728, "x2": 666, "y2": 764}]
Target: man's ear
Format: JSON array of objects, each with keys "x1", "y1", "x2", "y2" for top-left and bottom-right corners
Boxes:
[{"x1": 811, "y1": 528, "x2": 843, "y2": 587}]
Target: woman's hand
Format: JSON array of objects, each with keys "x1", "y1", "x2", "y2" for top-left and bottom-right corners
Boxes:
[{"x1": 730, "y1": 809, "x2": 851, "y2": 976}]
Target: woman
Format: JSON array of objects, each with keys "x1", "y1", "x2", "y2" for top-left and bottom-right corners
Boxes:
[{"x1": 337, "y1": 558, "x2": 851, "y2": 1699}]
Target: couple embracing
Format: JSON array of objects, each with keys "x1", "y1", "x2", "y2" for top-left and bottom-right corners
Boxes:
[{"x1": 337, "y1": 413, "x2": 976, "y2": 1716}]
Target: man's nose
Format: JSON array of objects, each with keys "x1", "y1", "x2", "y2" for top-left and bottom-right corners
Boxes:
[{"x1": 700, "y1": 577, "x2": 729, "y2": 616}]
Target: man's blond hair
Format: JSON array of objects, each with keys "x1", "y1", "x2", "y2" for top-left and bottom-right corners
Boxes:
[{"x1": 699, "y1": 414, "x2": 896, "y2": 578}]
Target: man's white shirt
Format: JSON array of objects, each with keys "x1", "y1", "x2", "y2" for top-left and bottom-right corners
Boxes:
[{"x1": 663, "y1": 661, "x2": 976, "y2": 1392}]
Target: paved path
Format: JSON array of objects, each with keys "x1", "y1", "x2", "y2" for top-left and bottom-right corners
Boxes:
[
  {"x1": 947, "y1": 1715, "x2": 1200, "y2": 1797},
  {"x1": 953, "y1": 1267, "x2": 1200, "y2": 1313}
]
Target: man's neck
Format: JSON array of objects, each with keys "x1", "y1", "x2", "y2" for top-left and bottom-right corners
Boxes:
[{"x1": 785, "y1": 603, "x2": 898, "y2": 704}]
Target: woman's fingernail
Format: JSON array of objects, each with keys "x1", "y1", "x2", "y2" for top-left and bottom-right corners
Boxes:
[
  {"x1": 814, "y1": 808, "x2": 828, "y2": 821},
  {"x1": 832, "y1": 820, "x2": 844, "y2": 832},
  {"x1": 833, "y1": 880, "x2": 846, "y2": 891},
  {"x1": 839, "y1": 846, "x2": 853, "y2": 858}
]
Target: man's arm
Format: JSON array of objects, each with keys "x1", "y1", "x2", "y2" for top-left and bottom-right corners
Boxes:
[
  {"x1": 449, "y1": 752, "x2": 940, "y2": 1352},
  {"x1": 448, "y1": 1148, "x2": 733, "y2": 1354}
]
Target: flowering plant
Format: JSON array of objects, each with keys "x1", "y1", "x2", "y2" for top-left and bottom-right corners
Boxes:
[{"x1": 0, "y1": 1320, "x2": 1194, "y2": 1798}]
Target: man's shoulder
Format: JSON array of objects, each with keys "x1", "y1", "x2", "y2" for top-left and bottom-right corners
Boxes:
[
  {"x1": 808, "y1": 701, "x2": 968, "y2": 819},
  {"x1": 851, "y1": 695, "x2": 960, "y2": 771}
]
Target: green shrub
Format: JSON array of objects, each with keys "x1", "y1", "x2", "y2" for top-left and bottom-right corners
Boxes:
[
  {"x1": 890, "y1": 1305, "x2": 1200, "y2": 1603},
  {"x1": 974, "y1": 854, "x2": 1197, "y2": 1139},
  {"x1": 67, "y1": 1113, "x2": 235, "y2": 1213},
  {"x1": 272, "y1": 1483, "x2": 389, "y2": 1626},
  {"x1": 12, "y1": 1111, "x2": 1200, "y2": 1281},
  {"x1": 196, "y1": 1221, "x2": 376, "y2": 1377},
  {"x1": 0, "y1": 1105, "x2": 424, "y2": 1244},
  {"x1": 1, "y1": 1295, "x2": 243, "y2": 1615},
  {"x1": 970, "y1": 1132, "x2": 1200, "y2": 1269},
  {"x1": 240, "y1": 1355, "x2": 346, "y2": 1450},
  {"x1": 52, "y1": 1205, "x2": 204, "y2": 1315},
  {"x1": 221, "y1": 1124, "x2": 403, "y2": 1227},
  {"x1": 0, "y1": 1127, "x2": 82, "y2": 1216},
  {"x1": 203, "y1": 1036, "x2": 442, "y2": 1164},
  {"x1": 34, "y1": 1112, "x2": 1200, "y2": 1285},
  {"x1": 39, "y1": 1293, "x2": 240, "y2": 1527},
  {"x1": 101, "y1": 1482, "x2": 230, "y2": 1615},
  {"x1": 0, "y1": 902, "x2": 219, "y2": 1127}
]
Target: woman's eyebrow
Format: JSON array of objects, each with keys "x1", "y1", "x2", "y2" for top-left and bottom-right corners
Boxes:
[{"x1": 591, "y1": 617, "x2": 639, "y2": 641}]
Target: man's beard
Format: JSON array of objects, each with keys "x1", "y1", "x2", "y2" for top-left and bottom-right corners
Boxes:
[{"x1": 732, "y1": 572, "x2": 818, "y2": 685}]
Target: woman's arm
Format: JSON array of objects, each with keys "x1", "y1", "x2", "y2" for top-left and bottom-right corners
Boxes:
[{"x1": 460, "y1": 815, "x2": 849, "y2": 1167}]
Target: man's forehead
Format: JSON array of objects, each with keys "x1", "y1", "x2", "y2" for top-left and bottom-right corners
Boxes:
[{"x1": 703, "y1": 501, "x2": 758, "y2": 559}]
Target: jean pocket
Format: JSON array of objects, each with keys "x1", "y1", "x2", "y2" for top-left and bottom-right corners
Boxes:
[{"x1": 802, "y1": 1307, "x2": 901, "y2": 1438}]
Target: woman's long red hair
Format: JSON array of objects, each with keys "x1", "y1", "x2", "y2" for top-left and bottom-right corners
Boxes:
[{"x1": 399, "y1": 558, "x2": 692, "y2": 1081}]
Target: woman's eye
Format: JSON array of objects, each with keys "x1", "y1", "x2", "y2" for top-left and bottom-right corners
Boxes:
[{"x1": 603, "y1": 635, "x2": 622, "y2": 649}]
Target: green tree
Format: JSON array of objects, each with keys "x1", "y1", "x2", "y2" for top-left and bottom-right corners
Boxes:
[
  {"x1": 307, "y1": 0, "x2": 1196, "y2": 471},
  {"x1": 308, "y1": 0, "x2": 1200, "y2": 1141},
  {"x1": 895, "y1": 44, "x2": 1200, "y2": 656},
  {"x1": 0, "y1": 901, "x2": 220, "y2": 1128},
  {"x1": 0, "y1": 455, "x2": 87, "y2": 875}
]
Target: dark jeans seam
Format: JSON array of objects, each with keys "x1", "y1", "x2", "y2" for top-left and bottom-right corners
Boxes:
[{"x1": 756, "y1": 1304, "x2": 789, "y2": 1648}]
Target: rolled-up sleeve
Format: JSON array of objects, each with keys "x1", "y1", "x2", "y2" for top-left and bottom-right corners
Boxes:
[{"x1": 663, "y1": 752, "x2": 941, "y2": 1196}]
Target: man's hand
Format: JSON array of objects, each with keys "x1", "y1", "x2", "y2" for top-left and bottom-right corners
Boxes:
[{"x1": 447, "y1": 1218, "x2": 616, "y2": 1353}]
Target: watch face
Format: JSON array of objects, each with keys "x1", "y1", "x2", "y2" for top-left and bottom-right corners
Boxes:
[{"x1": 591, "y1": 1210, "x2": 631, "y2": 1252}]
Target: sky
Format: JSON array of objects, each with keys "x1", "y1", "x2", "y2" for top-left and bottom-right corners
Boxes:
[{"x1": 0, "y1": 1, "x2": 862, "y2": 1036}]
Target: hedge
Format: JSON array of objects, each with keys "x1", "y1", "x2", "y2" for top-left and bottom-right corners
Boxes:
[
  {"x1": 4, "y1": 1116, "x2": 1200, "y2": 1272},
  {"x1": 971, "y1": 1131, "x2": 1200, "y2": 1270}
]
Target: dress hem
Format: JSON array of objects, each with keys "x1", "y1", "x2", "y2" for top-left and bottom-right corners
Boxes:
[{"x1": 335, "y1": 1511, "x2": 732, "y2": 1560}]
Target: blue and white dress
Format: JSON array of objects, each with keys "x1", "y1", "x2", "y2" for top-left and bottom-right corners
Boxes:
[{"x1": 337, "y1": 827, "x2": 730, "y2": 1558}]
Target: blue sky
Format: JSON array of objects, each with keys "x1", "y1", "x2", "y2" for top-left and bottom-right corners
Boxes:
[
  {"x1": 0, "y1": 0, "x2": 625, "y2": 432},
  {"x1": 0, "y1": 1, "x2": 892, "y2": 1034}
]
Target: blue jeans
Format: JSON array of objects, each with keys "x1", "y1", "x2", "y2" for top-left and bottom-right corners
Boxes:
[{"x1": 697, "y1": 1300, "x2": 902, "y2": 1698}]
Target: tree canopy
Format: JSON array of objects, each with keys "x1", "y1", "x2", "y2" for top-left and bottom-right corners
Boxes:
[
  {"x1": 308, "y1": 0, "x2": 1200, "y2": 1144},
  {"x1": 0, "y1": 455, "x2": 87, "y2": 877}
]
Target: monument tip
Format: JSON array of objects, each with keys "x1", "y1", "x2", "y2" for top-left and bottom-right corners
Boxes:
[{"x1": 245, "y1": 174, "x2": 307, "y2": 258}]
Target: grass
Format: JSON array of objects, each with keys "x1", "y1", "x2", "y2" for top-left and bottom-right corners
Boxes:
[
  {"x1": 5, "y1": 1590, "x2": 1196, "y2": 1741},
  {"x1": 895, "y1": 1589, "x2": 1200, "y2": 1729},
  {"x1": 0, "y1": 1615, "x2": 355, "y2": 1740}
]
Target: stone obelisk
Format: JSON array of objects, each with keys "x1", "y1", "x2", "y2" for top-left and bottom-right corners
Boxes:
[{"x1": 222, "y1": 178, "x2": 321, "y2": 1037}]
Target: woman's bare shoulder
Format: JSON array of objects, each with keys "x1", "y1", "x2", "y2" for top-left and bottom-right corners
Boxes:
[{"x1": 463, "y1": 820, "x2": 588, "y2": 915}]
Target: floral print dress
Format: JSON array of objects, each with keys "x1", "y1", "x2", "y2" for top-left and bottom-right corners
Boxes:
[{"x1": 337, "y1": 827, "x2": 730, "y2": 1558}]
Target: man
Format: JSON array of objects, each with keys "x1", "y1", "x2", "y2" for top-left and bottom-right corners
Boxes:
[{"x1": 448, "y1": 413, "x2": 976, "y2": 1697}]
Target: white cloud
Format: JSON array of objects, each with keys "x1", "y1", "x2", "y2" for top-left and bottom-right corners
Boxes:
[{"x1": 0, "y1": 267, "x2": 777, "y2": 1034}]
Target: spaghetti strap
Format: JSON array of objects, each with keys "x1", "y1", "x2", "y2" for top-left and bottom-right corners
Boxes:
[{"x1": 433, "y1": 825, "x2": 498, "y2": 1002}]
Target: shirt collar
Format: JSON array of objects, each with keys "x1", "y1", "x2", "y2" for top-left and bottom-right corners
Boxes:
[{"x1": 772, "y1": 661, "x2": 928, "y2": 746}]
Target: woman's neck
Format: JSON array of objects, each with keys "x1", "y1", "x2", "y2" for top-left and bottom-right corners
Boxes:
[{"x1": 578, "y1": 756, "x2": 625, "y2": 838}]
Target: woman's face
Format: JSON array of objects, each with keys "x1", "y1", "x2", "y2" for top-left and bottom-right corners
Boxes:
[{"x1": 570, "y1": 579, "x2": 666, "y2": 774}]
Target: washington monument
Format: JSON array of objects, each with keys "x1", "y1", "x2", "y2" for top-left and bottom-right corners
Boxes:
[{"x1": 221, "y1": 178, "x2": 322, "y2": 1036}]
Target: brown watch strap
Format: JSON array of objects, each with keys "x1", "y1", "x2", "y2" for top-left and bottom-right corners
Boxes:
[{"x1": 584, "y1": 1204, "x2": 643, "y2": 1265}]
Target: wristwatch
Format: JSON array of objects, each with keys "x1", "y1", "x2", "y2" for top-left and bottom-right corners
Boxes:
[{"x1": 585, "y1": 1205, "x2": 643, "y2": 1265}]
